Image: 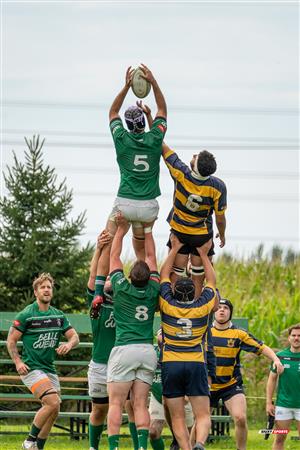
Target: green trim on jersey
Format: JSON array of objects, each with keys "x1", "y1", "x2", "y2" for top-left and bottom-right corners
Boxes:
[
  {"x1": 271, "y1": 348, "x2": 300, "y2": 408},
  {"x1": 110, "y1": 269, "x2": 160, "y2": 347},
  {"x1": 87, "y1": 288, "x2": 116, "y2": 364},
  {"x1": 12, "y1": 301, "x2": 72, "y2": 374},
  {"x1": 110, "y1": 117, "x2": 167, "y2": 200}
]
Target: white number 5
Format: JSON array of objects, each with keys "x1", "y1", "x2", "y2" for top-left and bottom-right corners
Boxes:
[{"x1": 133, "y1": 155, "x2": 150, "y2": 172}]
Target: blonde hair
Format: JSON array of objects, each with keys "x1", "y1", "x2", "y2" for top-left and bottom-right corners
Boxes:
[{"x1": 33, "y1": 272, "x2": 54, "y2": 291}]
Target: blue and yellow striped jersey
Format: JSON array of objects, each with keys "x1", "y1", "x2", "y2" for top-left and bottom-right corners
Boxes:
[
  {"x1": 164, "y1": 149, "x2": 227, "y2": 235},
  {"x1": 159, "y1": 279, "x2": 216, "y2": 362},
  {"x1": 210, "y1": 324, "x2": 265, "y2": 391}
]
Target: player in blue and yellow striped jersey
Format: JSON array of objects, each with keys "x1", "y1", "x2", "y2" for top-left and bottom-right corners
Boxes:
[
  {"x1": 159, "y1": 235, "x2": 218, "y2": 450},
  {"x1": 210, "y1": 298, "x2": 283, "y2": 450},
  {"x1": 162, "y1": 143, "x2": 227, "y2": 297}
]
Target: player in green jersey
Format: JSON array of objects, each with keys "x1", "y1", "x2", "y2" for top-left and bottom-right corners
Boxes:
[
  {"x1": 266, "y1": 323, "x2": 300, "y2": 449},
  {"x1": 107, "y1": 212, "x2": 160, "y2": 450},
  {"x1": 6, "y1": 273, "x2": 79, "y2": 450},
  {"x1": 108, "y1": 64, "x2": 167, "y2": 260},
  {"x1": 87, "y1": 230, "x2": 116, "y2": 450}
]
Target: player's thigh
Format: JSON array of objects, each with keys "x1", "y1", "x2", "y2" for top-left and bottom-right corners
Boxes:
[
  {"x1": 174, "y1": 253, "x2": 189, "y2": 269},
  {"x1": 107, "y1": 380, "x2": 133, "y2": 406},
  {"x1": 225, "y1": 393, "x2": 247, "y2": 420},
  {"x1": 274, "y1": 419, "x2": 292, "y2": 443},
  {"x1": 132, "y1": 379, "x2": 151, "y2": 407},
  {"x1": 189, "y1": 396, "x2": 210, "y2": 419},
  {"x1": 165, "y1": 396, "x2": 186, "y2": 419},
  {"x1": 21, "y1": 369, "x2": 57, "y2": 399}
]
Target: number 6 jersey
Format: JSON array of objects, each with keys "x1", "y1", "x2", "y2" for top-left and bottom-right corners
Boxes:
[{"x1": 110, "y1": 269, "x2": 160, "y2": 347}]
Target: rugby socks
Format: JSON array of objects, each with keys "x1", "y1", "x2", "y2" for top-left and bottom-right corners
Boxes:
[
  {"x1": 36, "y1": 437, "x2": 47, "y2": 449},
  {"x1": 129, "y1": 421, "x2": 139, "y2": 450},
  {"x1": 89, "y1": 422, "x2": 104, "y2": 449},
  {"x1": 108, "y1": 434, "x2": 120, "y2": 450},
  {"x1": 27, "y1": 423, "x2": 41, "y2": 441},
  {"x1": 95, "y1": 275, "x2": 106, "y2": 296},
  {"x1": 150, "y1": 437, "x2": 165, "y2": 449},
  {"x1": 137, "y1": 428, "x2": 149, "y2": 449}
]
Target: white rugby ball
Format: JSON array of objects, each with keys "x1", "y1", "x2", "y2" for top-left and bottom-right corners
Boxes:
[{"x1": 131, "y1": 67, "x2": 151, "y2": 99}]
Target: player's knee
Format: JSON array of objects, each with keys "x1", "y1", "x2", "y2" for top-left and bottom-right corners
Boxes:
[
  {"x1": 91, "y1": 404, "x2": 107, "y2": 423},
  {"x1": 149, "y1": 426, "x2": 160, "y2": 441},
  {"x1": 275, "y1": 434, "x2": 287, "y2": 444},
  {"x1": 42, "y1": 393, "x2": 60, "y2": 412},
  {"x1": 234, "y1": 414, "x2": 247, "y2": 427}
]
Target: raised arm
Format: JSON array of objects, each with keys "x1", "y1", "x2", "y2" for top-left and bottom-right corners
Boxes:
[
  {"x1": 7, "y1": 327, "x2": 29, "y2": 375},
  {"x1": 266, "y1": 371, "x2": 278, "y2": 416},
  {"x1": 143, "y1": 225, "x2": 158, "y2": 273},
  {"x1": 88, "y1": 230, "x2": 111, "y2": 290},
  {"x1": 109, "y1": 212, "x2": 130, "y2": 273},
  {"x1": 109, "y1": 66, "x2": 135, "y2": 122},
  {"x1": 160, "y1": 234, "x2": 183, "y2": 280},
  {"x1": 140, "y1": 64, "x2": 167, "y2": 119}
]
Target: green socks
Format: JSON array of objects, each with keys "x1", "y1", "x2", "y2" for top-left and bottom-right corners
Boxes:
[
  {"x1": 94, "y1": 275, "x2": 106, "y2": 296},
  {"x1": 36, "y1": 437, "x2": 47, "y2": 449},
  {"x1": 27, "y1": 423, "x2": 41, "y2": 441},
  {"x1": 137, "y1": 429, "x2": 149, "y2": 450},
  {"x1": 150, "y1": 437, "x2": 165, "y2": 449},
  {"x1": 129, "y1": 421, "x2": 139, "y2": 450},
  {"x1": 89, "y1": 422, "x2": 104, "y2": 450},
  {"x1": 108, "y1": 434, "x2": 120, "y2": 450}
]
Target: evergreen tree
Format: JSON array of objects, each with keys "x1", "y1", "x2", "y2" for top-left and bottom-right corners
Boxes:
[{"x1": 0, "y1": 135, "x2": 92, "y2": 311}]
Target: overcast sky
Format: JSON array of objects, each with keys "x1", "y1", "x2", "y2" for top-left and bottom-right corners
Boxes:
[{"x1": 1, "y1": 1, "x2": 299, "y2": 259}]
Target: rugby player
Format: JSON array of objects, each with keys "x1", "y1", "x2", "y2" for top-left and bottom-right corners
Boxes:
[
  {"x1": 266, "y1": 323, "x2": 300, "y2": 450},
  {"x1": 210, "y1": 298, "x2": 283, "y2": 450},
  {"x1": 6, "y1": 273, "x2": 79, "y2": 450},
  {"x1": 162, "y1": 142, "x2": 227, "y2": 297},
  {"x1": 107, "y1": 212, "x2": 160, "y2": 450},
  {"x1": 160, "y1": 235, "x2": 218, "y2": 450},
  {"x1": 108, "y1": 65, "x2": 167, "y2": 260},
  {"x1": 87, "y1": 230, "x2": 115, "y2": 450}
]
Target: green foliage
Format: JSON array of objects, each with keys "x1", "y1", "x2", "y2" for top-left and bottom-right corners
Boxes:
[{"x1": 0, "y1": 136, "x2": 92, "y2": 312}]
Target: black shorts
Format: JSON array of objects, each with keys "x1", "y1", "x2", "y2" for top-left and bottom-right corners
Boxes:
[
  {"x1": 210, "y1": 383, "x2": 245, "y2": 408},
  {"x1": 162, "y1": 361, "x2": 210, "y2": 398},
  {"x1": 167, "y1": 230, "x2": 214, "y2": 257}
]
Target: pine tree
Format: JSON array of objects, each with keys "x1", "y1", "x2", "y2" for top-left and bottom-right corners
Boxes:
[{"x1": 0, "y1": 135, "x2": 92, "y2": 311}]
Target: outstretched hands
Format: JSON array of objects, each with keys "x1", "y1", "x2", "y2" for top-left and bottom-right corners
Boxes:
[
  {"x1": 125, "y1": 66, "x2": 135, "y2": 88},
  {"x1": 139, "y1": 63, "x2": 155, "y2": 84}
]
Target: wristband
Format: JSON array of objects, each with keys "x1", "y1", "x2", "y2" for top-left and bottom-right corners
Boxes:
[{"x1": 144, "y1": 227, "x2": 152, "y2": 234}]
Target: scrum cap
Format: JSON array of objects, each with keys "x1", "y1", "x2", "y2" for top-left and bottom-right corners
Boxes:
[{"x1": 124, "y1": 106, "x2": 146, "y2": 132}]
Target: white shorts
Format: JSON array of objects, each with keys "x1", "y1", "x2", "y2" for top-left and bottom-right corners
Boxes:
[
  {"x1": 109, "y1": 197, "x2": 159, "y2": 228},
  {"x1": 107, "y1": 344, "x2": 157, "y2": 385},
  {"x1": 149, "y1": 394, "x2": 194, "y2": 427},
  {"x1": 21, "y1": 369, "x2": 60, "y2": 394},
  {"x1": 275, "y1": 406, "x2": 300, "y2": 421},
  {"x1": 88, "y1": 360, "x2": 108, "y2": 399}
]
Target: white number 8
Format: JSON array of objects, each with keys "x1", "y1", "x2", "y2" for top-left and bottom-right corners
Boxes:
[{"x1": 135, "y1": 305, "x2": 149, "y2": 321}]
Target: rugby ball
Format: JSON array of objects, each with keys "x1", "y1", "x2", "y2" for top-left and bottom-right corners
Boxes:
[{"x1": 131, "y1": 67, "x2": 151, "y2": 99}]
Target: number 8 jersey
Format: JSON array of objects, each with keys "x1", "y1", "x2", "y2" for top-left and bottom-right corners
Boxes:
[
  {"x1": 159, "y1": 279, "x2": 216, "y2": 363},
  {"x1": 110, "y1": 269, "x2": 160, "y2": 347},
  {"x1": 110, "y1": 117, "x2": 167, "y2": 201}
]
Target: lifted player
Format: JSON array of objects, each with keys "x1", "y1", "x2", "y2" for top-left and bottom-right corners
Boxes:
[
  {"x1": 6, "y1": 273, "x2": 79, "y2": 450},
  {"x1": 108, "y1": 65, "x2": 167, "y2": 259}
]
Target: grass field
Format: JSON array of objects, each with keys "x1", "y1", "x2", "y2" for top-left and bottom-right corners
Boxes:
[{"x1": 1, "y1": 427, "x2": 300, "y2": 450}]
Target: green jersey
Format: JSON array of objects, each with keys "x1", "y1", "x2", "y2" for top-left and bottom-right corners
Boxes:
[
  {"x1": 110, "y1": 117, "x2": 167, "y2": 200},
  {"x1": 271, "y1": 348, "x2": 300, "y2": 408},
  {"x1": 151, "y1": 346, "x2": 162, "y2": 404},
  {"x1": 87, "y1": 288, "x2": 116, "y2": 364},
  {"x1": 12, "y1": 301, "x2": 72, "y2": 374},
  {"x1": 110, "y1": 269, "x2": 160, "y2": 347}
]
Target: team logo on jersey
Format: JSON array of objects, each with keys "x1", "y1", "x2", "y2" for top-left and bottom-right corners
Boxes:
[
  {"x1": 33, "y1": 332, "x2": 59, "y2": 349},
  {"x1": 227, "y1": 338, "x2": 235, "y2": 347},
  {"x1": 157, "y1": 124, "x2": 166, "y2": 133},
  {"x1": 56, "y1": 318, "x2": 62, "y2": 327}
]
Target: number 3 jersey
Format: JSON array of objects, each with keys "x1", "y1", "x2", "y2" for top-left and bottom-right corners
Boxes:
[
  {"x1": 163, "y1": 149, "x2": 227, "y2": 235},
  {"x1": 159, "y1": 280, "x2": 216, "y2": 363},
  {"x1": 110, "y1": 269, "x2": 160, "y2": 347},
  {"x1": 110, "y1": 117, "x2": 167, "y2": 201},
  {"x1": 12, "y1": 301, "x2": 73, "y2": 374}
]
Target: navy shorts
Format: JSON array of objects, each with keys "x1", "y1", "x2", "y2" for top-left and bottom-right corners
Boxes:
[
  {"x1": 167, "y1": 230, "x2": 214, "y2": 257},
  {"x1": 210, "y1": 383, "x2": 245, "y2": 408},
  {"x1": 162, "y1": 361, "x2": 210, "y2": 398}
]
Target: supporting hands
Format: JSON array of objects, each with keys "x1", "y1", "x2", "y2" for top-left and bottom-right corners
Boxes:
[
  {"x1": 197, "y1": 238, "x2": 213, "y2": 257},
  {"x1": 136, "y1": 100, "x2": 151, "y2": 116},
  {"x1": 170, "y1": 233, "x2": 184, "y2": 252},
  {"x1": 97, "y1": 230, "x2": 112, "y2": 250},
  {"x1": 115, "y1": 211, "x2": 130, "y2": 236}
]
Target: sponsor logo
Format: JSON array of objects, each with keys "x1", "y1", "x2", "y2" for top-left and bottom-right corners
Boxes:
[
  {"x1": 259, "y1": 429, "x2": 289, "y2": 435},
  {"x1": 13, "y1": 320, "x2": 21, "y2": 327},
  {"x1": 112, "y1": 125, "x2": 121, "y2": 134},
  {"x1": 283, "y1": 363, "x2": 290, "y2": 368},
  {"x1": 227, "y1": 338, "x2": 235, "y2": 347},
  {"x1": 157, "y1": 124, "x2": 165, "y2": 132},
  {"x1": 44, "y1": 319, "x2": 52, "y2": 323},
  {"x1": 56, "y1": 318, "x2": 62, "y2": 327},
  {"x1": 117, "y1": 277, "x2": 125, "y2": 285},
  {"x1": 104, "y1": 312, "x2": 115, "y2": 328},
  {"x1": 33, "y1": 332, "x2": 59, "y2": 349}
]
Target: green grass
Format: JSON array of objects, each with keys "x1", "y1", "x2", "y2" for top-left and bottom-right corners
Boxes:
[{"x1": 0, "y1": 426, "x2": 300, "y2": 449}]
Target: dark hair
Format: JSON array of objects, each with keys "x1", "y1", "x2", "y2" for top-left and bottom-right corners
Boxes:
[
  {"x1": 130, "y1": 261, "x2": 150, "y2": 287},
  {"x1": 197, "y1": 150, "x2": 217, "y2": 176},
  {"x1": 288, "y1": 323, "x2": 300, "y2": 335}
]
